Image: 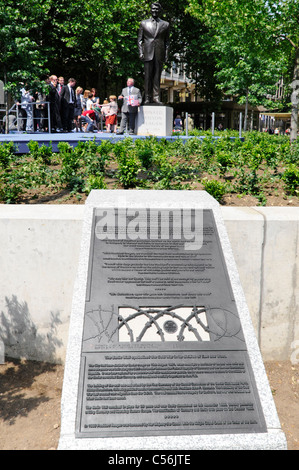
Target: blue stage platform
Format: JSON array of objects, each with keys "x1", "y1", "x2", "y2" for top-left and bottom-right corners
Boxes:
[
  {"x1": 0, "y1": 131, "x2": 243, "y2": 153},
  {"x1": 0, "y1": 131, "x2": 199, "y2": 154}
]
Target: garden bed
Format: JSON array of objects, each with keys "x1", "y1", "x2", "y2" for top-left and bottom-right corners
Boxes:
[{"x1": 0, "y1": 131, "x2": 298, "y2": 206}]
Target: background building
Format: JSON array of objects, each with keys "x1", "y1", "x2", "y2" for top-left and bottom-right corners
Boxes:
[{"x1": 160, "y1": 66, "x2": 261, "y2": 131}]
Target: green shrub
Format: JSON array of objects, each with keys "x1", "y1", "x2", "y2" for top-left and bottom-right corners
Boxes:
[
  {"x1": 184, "y1": 137, "x2": 204, "y2": 157},
  {"x1": 74, "y1": 140, "x2": 111, "y2": 175},
  {"x1": 114, "y1": 142, "x2": 141, "y2": 188},
  {"x1": 201, "y1": 136, "x2": 216, "y2": 160},
  {"x1": 83, "y1": 174, "x2": 107, "y2": 193},
  {"x1": 0, "y1": 178, "x2": 23, "y2": 203},
  {"x1": 137, "y1": 147, "x2": 154, "y2": 170},
  {"x1": 58, "y1": 142, "x2": 84, "y2": 191},
  {"x1": 134, "y1": 138, "x2": 156, "y2": 169},
  {"x1": 118, "y1": 155, "x2": 140, "y2": 188},
  {"x1": 0, "y1": 143, "x2": 22, "y2": 203},
  {"x1": 202, "y1": 178, "x2": 227, "y2": 202},
  {"x1": 216, "y1": 150, "x2": 235, "y2": 174},
  {"x1": 282, "y1": 164, "x2": 299, "y2": 195},
  {"x1": 27, "y1": 140, "x2": 52, "y2": 165},
  {"x1": 234, "y1": 167, "x2": 261, "y2": 195},
  {"x1": 150, "y1": 151, "x2": 175, "y2": 188},
  {"x1": 287, "y1": 141, "x2": 299, "y2": 164},
  {"x1": 0, "y1": 162, "x2": 27, "y2": 203},
  {"x1": 0, "y1": 142, "x2": 15, "y2": 169}
]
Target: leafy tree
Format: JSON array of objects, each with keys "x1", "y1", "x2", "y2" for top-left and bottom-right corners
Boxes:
[
  {"x1": 187, "y1": 0, "x2": 299, "y2": 138},
  {"x1": 0, "y1": 0, "x2": 52, "y2": 131},
  {"x1": 40, "y1": 0, "x2": 149, "y2": 96},
  {"x1": 214, "y1": 41, "x2": 285, "y2": 130},
  {"x1": 267, "y1": 0, "x2": 299, "y2": 141},
  {"x1": 162, "y1": 0, "x2": 221, "y2": 102},
  {"x1": 0, "y1": 0, "x2": 150, "y2": 110},
  {"x1": 0, "y1": 0, "x2": 51, "y2": 91}
]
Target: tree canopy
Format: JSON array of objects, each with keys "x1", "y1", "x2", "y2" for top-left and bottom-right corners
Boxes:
[
  {"x1": 0, "y1": 0, "x2": 51, "y2": 94},
  {"x1": 187, "y1": 0, "x2": 299, "y2": 138},
  {"x1": 0, "y1": 0, "x2": 150, "y2": 97},
  {"x1": 40, "y1": 0, "x2": 149, "y2": 92},
  {"x1": 1, "y1": 0, "x2": 298, "y2": 137}
]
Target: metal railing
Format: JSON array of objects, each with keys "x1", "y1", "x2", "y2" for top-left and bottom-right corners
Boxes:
[
  {"x1": 211, "y1": 111, "x2": 243, "y2": 138},
  {"x1": 0, "y1": 101, "x2": 51, "y2": 134}
]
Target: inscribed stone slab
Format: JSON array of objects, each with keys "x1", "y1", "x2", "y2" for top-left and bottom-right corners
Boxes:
[{"x1": 59, "y1": 190, "x2": 287, "y2": 450}]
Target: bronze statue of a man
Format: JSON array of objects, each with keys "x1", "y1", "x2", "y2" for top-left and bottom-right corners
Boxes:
[{"x1": 138, "y1": 2, "x2": 169, "y2": 105}]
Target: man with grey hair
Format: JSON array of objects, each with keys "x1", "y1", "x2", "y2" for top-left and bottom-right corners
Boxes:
[
  {"x1": 118, "y1": 77, "x2": 142, "y2": 134},
  {"x1": 138, "y1": 2, "x2": 170, "y2": 105}
]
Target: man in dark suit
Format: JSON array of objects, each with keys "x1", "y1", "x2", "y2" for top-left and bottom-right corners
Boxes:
[
  {"x1": 138, "y1": 2, "x2": 169, "y2": 105},
  {"x1": 60, "y1": 78, "x2": 76, "y2": 132},
  {"x1": 47, "y1": 75, "x2": 63, "y2": 132},
  {"x1": 118, "y1": 78, "x2": 142, "y2": 134}
]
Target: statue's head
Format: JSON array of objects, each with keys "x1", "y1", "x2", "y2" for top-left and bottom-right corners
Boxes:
[{"x1": 151, "y1": 2, "x2": 162, "y2": 17}]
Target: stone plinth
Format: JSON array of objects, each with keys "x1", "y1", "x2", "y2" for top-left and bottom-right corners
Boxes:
[{"x1": 136, "y1": 105, "x2": 173, "y2": 136}]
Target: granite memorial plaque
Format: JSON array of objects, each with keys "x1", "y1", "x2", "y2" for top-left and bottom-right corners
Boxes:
[
  {"x1": 59, "y1": 190, "x2": 286, "y2": 449},
  {"x1": 75, "y1": 207, "x2": 266, "y2": 438}
]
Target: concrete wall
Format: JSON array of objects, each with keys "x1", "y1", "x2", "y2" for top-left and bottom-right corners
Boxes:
[
  {"x1": 222, "y1": 207, "x2": 299, "y2": 361},
  {"x1": 0, "y1": 205, "x2": 298, "y2": 363},
  {"x1": 0, "y1": 205, "x2": 84, "y2": 363}
]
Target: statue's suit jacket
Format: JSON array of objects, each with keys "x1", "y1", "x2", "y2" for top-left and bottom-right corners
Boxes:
[{"x1": 138, "y1": 17, "x2": 170, "y2": 63}]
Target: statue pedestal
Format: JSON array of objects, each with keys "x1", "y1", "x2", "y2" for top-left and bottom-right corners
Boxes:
[{"x1": 136, "y1": 105, "x2": 173, "y2": 136}]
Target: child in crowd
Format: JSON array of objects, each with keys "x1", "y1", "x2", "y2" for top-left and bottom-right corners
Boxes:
[
  {"x1": 101, "y1": 99, "x2": 110, "y2": 130},
  {"x1": 81, "y1": 109, "x2": 96, "y2": 132},
  {"x1": 102, "y1": 95, "x2": 118, "y2": 133}
]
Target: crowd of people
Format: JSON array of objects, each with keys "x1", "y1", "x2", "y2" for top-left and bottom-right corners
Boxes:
[
  {"x1": 3, "y1": 75, "x2": 198, "y2": 134},
  {"x1": 13, "y1": 75, "x2": 139, "y2": 134}
]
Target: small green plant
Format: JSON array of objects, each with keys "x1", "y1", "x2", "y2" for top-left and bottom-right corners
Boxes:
[
  {"x1": 287, "y1": 140, "x2": 299, "y2": 164},
  {"x1": 74, "y1": 140, "x2": 111, "y2": 175},
  {"x1": 114, "y1": 142, "x2": 141, "y2": 189},
  {"x1": 256, "y1": 192, "x2": 267, "y2": 206},
  {"x1": 234, "y1": 167, "x2": 261, "y2": 195},
  {"x1": 83, "y1": 174, "x2": 107, "y2": 193},
  {"x1": 58, "y1": 142, "x2": 84, "y2": 191},
  {"x1": 0, "y1": 165, "x2": 26, "y2": 203},
  {"x1": 27, "y1": 140, "x2": 52, "y2": 165},
  {"x1": 137, "y1": 146, "x2": 154, "y2": 170},
  {"x1": 0, "y1": 143, "x2": 23, "y2": 202},
  {"x1": 134, "y1": 138, "x2": 156, "y2": 169},
  {"x1": 0, "y1": 142, "x2": 15, "y2": 168},
  {"x1": 201, "y1": 136, "x2": 216, "y2": 159},
  {"x1": 150, "y1": 152, "x2": 175, "y2": 188},
  {"x1": 216, "y1": 150, "x2": 235, "y2": 175},
  {"x1": 118, "y1": 155, "x2": 140, "y2": 188},
  {"x1": 282, "y1": 164, "x2": 299, "y2": 195},
  {"x1": 201, "y1": 178, "x2": 227, "y2": 202}
]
